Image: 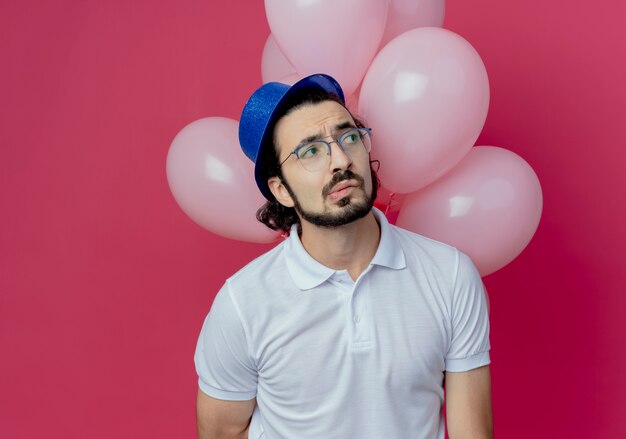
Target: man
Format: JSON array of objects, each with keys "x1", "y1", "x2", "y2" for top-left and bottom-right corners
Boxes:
[{"x1": 195, "y1": 74, "x2": 492, "y2": 438}]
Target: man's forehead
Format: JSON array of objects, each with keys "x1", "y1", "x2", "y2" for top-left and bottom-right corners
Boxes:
[{"x1": 275, "y1": 100, "x2": 355, "y2": 143}]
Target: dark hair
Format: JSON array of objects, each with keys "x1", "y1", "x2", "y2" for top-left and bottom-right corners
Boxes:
[{"x1": 255, "y1": 88, "x2": 379, "y2": 233}]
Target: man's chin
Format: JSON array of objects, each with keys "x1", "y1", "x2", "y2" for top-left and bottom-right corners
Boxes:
[{"x1": 299, "y1": 196, "x2": 373, "y2": 228}]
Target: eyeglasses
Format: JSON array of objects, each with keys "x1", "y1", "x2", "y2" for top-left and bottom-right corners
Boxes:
[{"x1": 279, "y1": 127, "x2": 372, "y2": 172}]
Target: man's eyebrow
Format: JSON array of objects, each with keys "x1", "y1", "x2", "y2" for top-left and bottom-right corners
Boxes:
[{"x1": 298, "y1": 121, "x2": 357, "y2": 145}]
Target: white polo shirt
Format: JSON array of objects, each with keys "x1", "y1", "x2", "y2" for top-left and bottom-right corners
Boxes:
[{"x1": 195, "y1": 208, "x2": 490, "y2": 439}]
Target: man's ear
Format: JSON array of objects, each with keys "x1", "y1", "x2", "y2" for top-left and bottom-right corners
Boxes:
[{"x1": 268, "y1": 176, "x2": 295, "y2": 208}]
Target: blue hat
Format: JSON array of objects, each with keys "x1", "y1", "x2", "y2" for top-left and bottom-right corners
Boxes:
[{"x1": 239, "y1": 73, "x2": 345, "y2": 200}]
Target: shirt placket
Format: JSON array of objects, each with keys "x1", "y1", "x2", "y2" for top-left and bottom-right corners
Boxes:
[{"x1": 332, "y1": 270, "x2": 371, "y2": 349}]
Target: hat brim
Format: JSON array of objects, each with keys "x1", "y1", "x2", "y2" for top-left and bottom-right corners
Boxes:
[{"x1": 253, "y1": 74, "x2": 345, "y2": 201}]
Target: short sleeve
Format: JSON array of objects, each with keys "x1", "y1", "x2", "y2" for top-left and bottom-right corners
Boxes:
[
  {"x1": 194, "y1": 282, "x2": 258, "y2": 400},
  {"x1": 445, "y1": 251, "x2": 491, "y2": 372}
]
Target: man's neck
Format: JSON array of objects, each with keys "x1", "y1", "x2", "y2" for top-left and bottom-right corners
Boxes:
[{"x1": 299, "y1": 211, "x2": 381, "y2": 281}]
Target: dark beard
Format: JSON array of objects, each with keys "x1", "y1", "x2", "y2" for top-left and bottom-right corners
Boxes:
[{"x1": 282, "y1": 169, "x2": 376, "y2": 228}]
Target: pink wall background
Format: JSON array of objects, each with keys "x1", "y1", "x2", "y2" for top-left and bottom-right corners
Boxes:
[{"x1": 1, "y1": 1, "x2": 624, "y2": 437}]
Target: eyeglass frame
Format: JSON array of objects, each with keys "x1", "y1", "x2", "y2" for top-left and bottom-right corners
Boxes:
[{"x1": 278, "y1": 127, "x2": 372, "y2": 171}]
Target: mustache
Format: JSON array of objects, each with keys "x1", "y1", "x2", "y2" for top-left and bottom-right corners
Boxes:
[{"x1": 322, "y1": 170, "x2": 365, "y2": 198}]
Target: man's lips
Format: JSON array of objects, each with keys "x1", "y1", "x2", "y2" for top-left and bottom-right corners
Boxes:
[
  {"x1": 327, "y1": 180, "x2": 359, "y2": 200},
  {"x1": 321, "y1": 171, "x2": 365, "y2": 199}
]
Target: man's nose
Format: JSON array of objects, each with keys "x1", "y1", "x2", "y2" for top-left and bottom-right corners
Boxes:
[{"x1": 328, "y1": 139, "x2": 352, "y2": 172}]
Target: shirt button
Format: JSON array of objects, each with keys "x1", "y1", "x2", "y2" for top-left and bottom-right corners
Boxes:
[{"x1": 354, "y1": 315, "x2": 361, "y2": 324}]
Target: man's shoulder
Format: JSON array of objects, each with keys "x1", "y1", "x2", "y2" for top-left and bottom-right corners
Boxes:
[
  {"x1": 390, "y1": 223, "x2": 458, "y2": 258},
  {"x1": 388, "y1": 224, "x2": 483, "y2": 287},
  {"x1": 386, "y1": 223, "x2": 472, "y2": 282}
]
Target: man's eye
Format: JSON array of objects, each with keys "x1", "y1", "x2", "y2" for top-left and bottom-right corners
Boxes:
[
  {"x1": 299, "y1": 144, "x2": 320, "y2": 159},
  {"x1": 342, "y1": 130, "x2": 359, "y2": 144}
]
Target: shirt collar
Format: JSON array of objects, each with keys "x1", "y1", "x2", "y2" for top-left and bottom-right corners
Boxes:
[
  {"x1": 369, "y1": 207, "x2": 406, "y2": 270},
  {"x1": 284, "y1": 207, "x2": 406, "y2": 290}
]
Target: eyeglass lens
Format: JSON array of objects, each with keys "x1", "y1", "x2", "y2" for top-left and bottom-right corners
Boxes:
[{"x1": 295, "y1": 128, "x2": 371, "y2": 171}]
